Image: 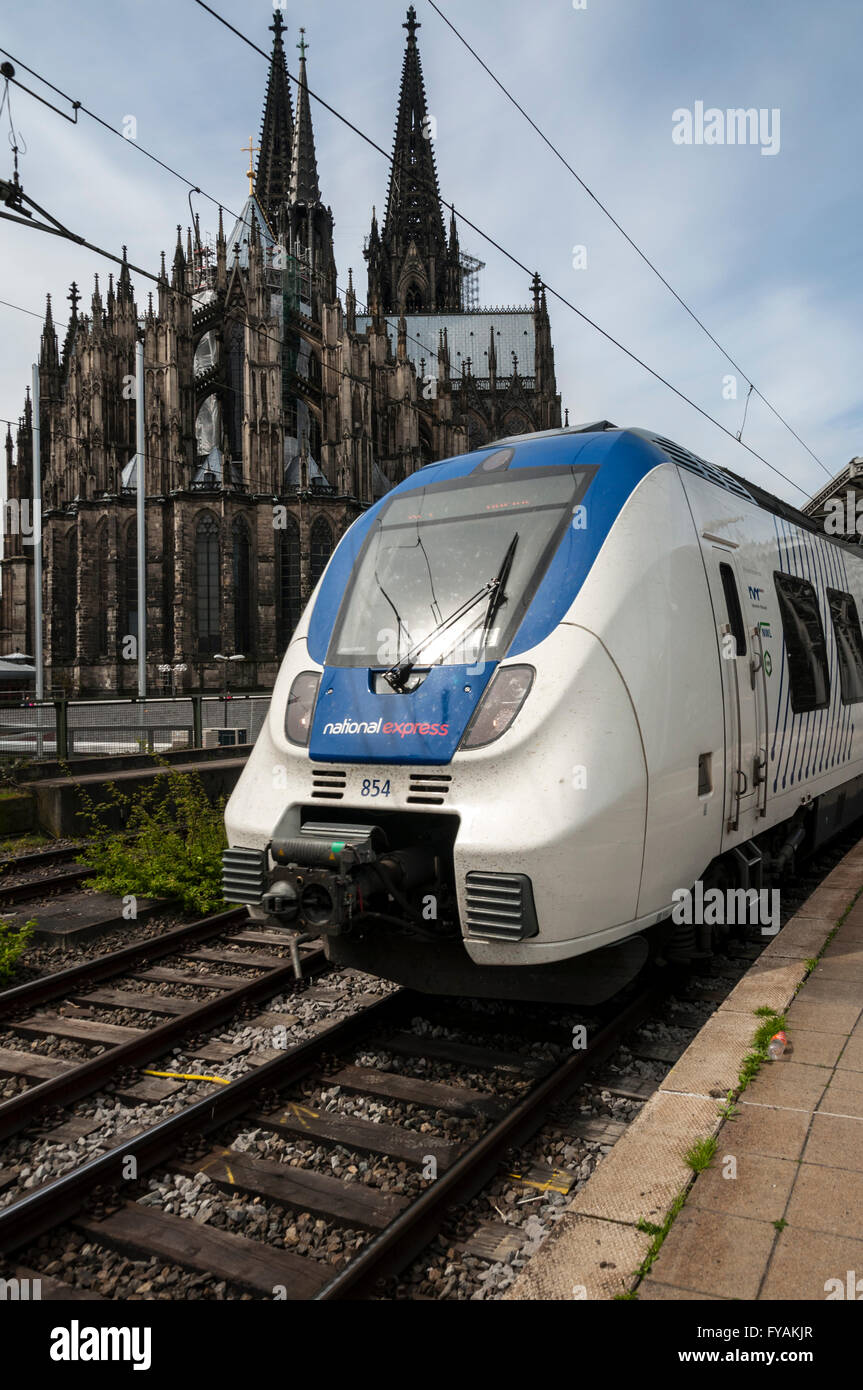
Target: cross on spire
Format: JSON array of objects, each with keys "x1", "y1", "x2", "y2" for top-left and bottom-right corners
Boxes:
[
  {"x1": 270, "y1": 7, "x2": 286, "y2": 38},
  {"x1": 297, "y1": 27, "x2": 308, "y2": 59},
  {"x1": 242, "y1": 135, "x2": 259, "y2": 195},
  {"x1": 67, "y1": 282, "x2": 81, "y2": 316},
  {"x1": 404, "y1": 5, "x2": 420, "y2": 40}
]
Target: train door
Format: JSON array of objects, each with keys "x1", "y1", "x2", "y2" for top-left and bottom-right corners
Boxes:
[{"x1": 707, "y1": 548, "x2": 767, "y2": 837}]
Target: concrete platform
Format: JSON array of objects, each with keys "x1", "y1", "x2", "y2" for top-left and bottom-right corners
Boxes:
[
  {"x1": 27, "y1": 751, "x2": 250, "y2": 836},
  {"x1": 504, "y1": 838, "x2": 863, "y2": 1301}
]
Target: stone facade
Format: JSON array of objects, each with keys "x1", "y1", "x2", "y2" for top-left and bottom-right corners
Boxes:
[{"x1": 0, "y1": 7, "x2": 560, "y2": 695}]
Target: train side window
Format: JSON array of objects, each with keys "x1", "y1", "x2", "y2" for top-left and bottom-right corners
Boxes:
[
  {"x1": 719, "y1": 563, "x2": 747, "y2": 656},
  {"x1": 827, "y1": 587, "x2": 863, "y2": 704},
  {"x1": 773, "y1": 572, "x2": 830, "y2": 713}
]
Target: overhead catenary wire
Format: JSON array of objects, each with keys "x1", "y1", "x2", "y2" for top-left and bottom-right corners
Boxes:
[
  {"x1": 0, "y1": 15, "x2": 820, "y2": 502},
  {"x1": 3, "y1": 30, "x2": 776, "y2": 459},
  {"x1": 190, "y1": 0, "x2": 819, "y2": 502},
  {"x1": 0, "y1": 43, "x2": 455, "y2": 382},
  {"x1": 424, "y1": 0, "x2": 830, "y2": 479}
]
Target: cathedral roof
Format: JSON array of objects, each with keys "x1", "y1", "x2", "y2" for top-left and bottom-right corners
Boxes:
[
  {"x1": 355, "y1": 310, "x2": 537, "y2": 380},
  {"x1": 225, "y1": 194, "x2": 276, "y2": 268},
  {"x1": 284, "y1": 447, "x2": 333, "y2": 491}
]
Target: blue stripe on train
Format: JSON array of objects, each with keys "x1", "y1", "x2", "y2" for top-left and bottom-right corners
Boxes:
[{"x1": 305, "y1": 431, "x2": 666, "y2": 764}]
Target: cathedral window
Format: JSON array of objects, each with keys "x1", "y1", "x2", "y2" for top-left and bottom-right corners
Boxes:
[
  {"x1": 94, "y1": 519, "x2": 108, "y2": 657},
  {"x1": 57, "y1": 528, "x2": 78, "y2": 662},
  {"x1": 308, "y1": 413, "x2": 322, "y2": 463},
  {"x1": 122, "y1": 522, "x2": 138, "y2": 648},
  {"x1": 276, "y1": 517, "x2": 301, "y2": 650},
  {"x1": 309, "y1": 516, "x2": 333, "y2": 590},
  {"x1": 1, "y1": 572, "x2": 13, "y2": 635},
  {"x1": 225, "y1": 319, "x2": 245, "y2": 459},
  {"x1": 232, "y1": 517, "x2": 252, "y2": 656},
  {"x1": 195, "y1": 514, "x2": 221, "y2": 657}
]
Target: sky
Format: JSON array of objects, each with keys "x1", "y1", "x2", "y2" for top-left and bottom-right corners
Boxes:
[{"x1": 0, "y1": 0, "x2": 861, "y2": 507}]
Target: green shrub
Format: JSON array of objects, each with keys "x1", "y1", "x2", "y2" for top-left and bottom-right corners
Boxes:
[
  {"x1": 76, "y1": 763, "x2": 228, "y2": 916},
  {"x1": 0, "y1": 917, "x2": 33, "y2": 984}
]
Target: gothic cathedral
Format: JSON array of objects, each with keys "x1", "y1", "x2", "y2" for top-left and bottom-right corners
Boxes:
[{"x1": 1, "y1": 7, "x2": 561, "y2": 694}]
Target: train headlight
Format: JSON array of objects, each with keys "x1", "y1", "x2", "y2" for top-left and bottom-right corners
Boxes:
[
  {"x1": 285, "y1": 671, "x2": 321, "y2": 746},
  {"x1": 459, "y1": 665, "x2": 535, "y2": 750}
]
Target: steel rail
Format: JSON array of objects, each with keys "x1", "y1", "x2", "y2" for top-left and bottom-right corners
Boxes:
[
  {"x1": 0, "y1": 940, "x2": 328, "y2": 1142},
  {"x1": 0, "y1": 864, "x2": 95, "y2": 908},
  {"x1": 0, "y1": 841, "x2": 90, "y2": 873},
  {"x1": 0, "y1": 989, "x2": 413, "y2": 1255},
  {"x1": 314, "y1": 971, "x2": 674, "y2": 1299},
  {"x1": 0, "y1": 907, "x2": 246, "y2": 1018}
]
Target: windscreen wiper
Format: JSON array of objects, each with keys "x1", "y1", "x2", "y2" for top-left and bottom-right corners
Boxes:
[
  {"x1": 382, "y1": 533, "x2": 520, "y2": 693},
  {"x1": 383, "y1": 581, "x2": 496, "y2": 692},
  {"x1": 479, "y1": 532, "x2": 519, "y2": 652}
]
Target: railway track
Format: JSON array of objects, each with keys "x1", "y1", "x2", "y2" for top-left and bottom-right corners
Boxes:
[
  {"x1": 0, "y1": 966, "x2": 674, "y2": 1300},
  {"x1": 0, "y1": 840, "x2": 92, "y2": 876},
  {"x1": 0, "y1": 834, "x2": 143, "y2": 905},
  {"x1": 0, "y1": 911, "x2": 327, "y2": 1143},
  {"x1": 1, "y1": 821, "x2": 858, "y2": 1301},
  {"x1": 0, "y1": 864, "x2": 96, "y2": 909}
]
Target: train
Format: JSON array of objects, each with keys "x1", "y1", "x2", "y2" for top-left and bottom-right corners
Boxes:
[{"x1": 223, "y1": 423, "x2": 863, "y2": 1003}]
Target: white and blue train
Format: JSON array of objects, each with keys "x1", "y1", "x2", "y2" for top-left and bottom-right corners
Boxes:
[{"x1": 224, "y1": 424, "x2": 863, "y2": 1001}]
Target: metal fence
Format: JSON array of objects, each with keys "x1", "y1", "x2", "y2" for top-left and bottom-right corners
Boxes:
[{"x1": 0, "y1": 694, "x2": 271, "y2": 760}]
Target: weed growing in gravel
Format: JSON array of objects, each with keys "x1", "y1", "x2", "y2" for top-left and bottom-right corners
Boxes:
[
  {"x1": 74, "y1": 761, "x2": 227, "y2": 915},
  {"x1": 0, "y1": 915, "x2": 33, "y2": 983},
  {"x1": 684, "y1": 1136, "x2": 717, "y2": 1173}
]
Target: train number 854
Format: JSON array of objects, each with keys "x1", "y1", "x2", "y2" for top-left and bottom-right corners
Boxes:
[{"x1": 361, "y1": 779, "x2": 391, "y2": 797}]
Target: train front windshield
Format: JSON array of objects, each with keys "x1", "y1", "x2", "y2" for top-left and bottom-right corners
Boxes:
[{"x1": 328, "y1": 464, "x2": 594, "y2": 669}]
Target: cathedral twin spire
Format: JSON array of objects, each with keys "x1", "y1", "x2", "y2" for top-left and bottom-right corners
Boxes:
[
  {"x1": 254, "y1": 12, "x2": 323, "y2": 232},
  {"x1": 253, "y1": 7, "x2": 460, "y2": 316}
]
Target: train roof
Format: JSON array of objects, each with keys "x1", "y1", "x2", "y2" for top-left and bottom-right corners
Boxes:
[{"x1": 482, "y1": 424, "x2": 860, "y2": 558}]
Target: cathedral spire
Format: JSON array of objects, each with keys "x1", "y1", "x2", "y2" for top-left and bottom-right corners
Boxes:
[
  {"x1": 369, "y1": 7, "x2": 454, "y2": 314},
  {"x1": 172, "y1": 224, "x2": 185, "y2": 289},
  {"x1": 346, "y1": 266, "x2": 356, "y2": 332},
  {"x1": 117, "y1": 245, "x2": 133, "y2": 304},
  {"x1": 61, "y1": 281, "x2": 80, "y2": 369},
  {"x1": 216, "y1": 206, "x2": 227, "y2": 288},
  {"x1": 255, "y1": 9, "x2": 294, "y2": 227},
  {"x1": 384, "y1": 8, "x2": 445, "y2": 246},
  {"x1": 289, "y1": 29, "x2": 321, "y2": 206},
  {"x1": 40, "y1": 294, "x2": 59, "y2": 371},
  {"x1": 91, "y1": 273, "x2": 104, "y2": 328}
]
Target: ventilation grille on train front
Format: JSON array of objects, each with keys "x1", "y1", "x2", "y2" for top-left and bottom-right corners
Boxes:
[
  {"x1": 311, "y1": 768, "x2": 347, "y2": 800},
  {"x1": 464, "y1": 872, "x2": 539, "y2": 941},
  {"x1": 407, "y1": 773, "x2": 453, "y2": 805},
  {"x1": 222, "y1": 847, "x2": 267, "y2": 905}
]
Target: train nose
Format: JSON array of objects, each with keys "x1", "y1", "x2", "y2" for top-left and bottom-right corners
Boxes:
[{"x1": 458, "y1": 623, "x2": 648, "y2": 960}]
